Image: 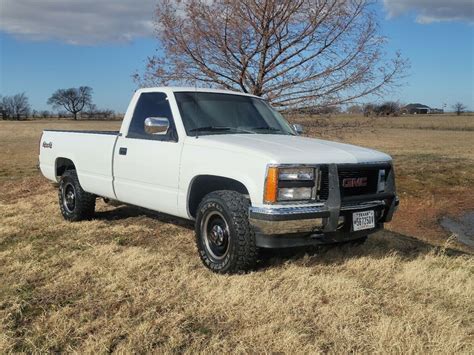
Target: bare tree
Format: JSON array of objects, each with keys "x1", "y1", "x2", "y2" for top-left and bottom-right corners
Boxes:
[
  {"x1": 97, "y1": 109, "x2": 115, "y2": 119},
  {"x1": 57, "y1": 111, "x2": 71, "y2": 118},
  {"x1": 2, "y1": 96, "x2": 12, "y2": 119},
  {"x1": 40, "y1": 110, "x2": 51, "y2": 119},
  {"x1": 377, "y1": 101, "x2": 400, "y2": 116},
  {"x1": 84, "y1": 103, "x2": 98, "y2": 118},
  {"x1": 83, "y1": 104, "x2": 115, "y2": 119},
  {"x1": 1, "y1": 93, "x2": 31, "y2": 119},
  {"x1": 452, "y1": 102, "x2": 466, "y2": 116},
  {"x1": 47, "y1": 87, "x2": 93, "y2": 120},
  {"x1": 0, "y1": 95, "x2": 5, "y2": 119},
  {"x1": 363, "y1": 103, "x2": 377, "y2": 117},
  {"x1": 316, "y1": 105, "x2": 341, "y2": 115},
  {"x1": 346, "y1": 104, "x2": 363, "y2": 115},
  {"x1": 362, "y1": 101, "x2": 400, "y2": 117},
  {"x1": 136, "y1": 0, "x2": 408, "y2": 109}
]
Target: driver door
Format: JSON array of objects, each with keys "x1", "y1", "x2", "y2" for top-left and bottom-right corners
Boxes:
[{"x1": 113, "y1": 92, "x2": 183, "y2": 216}]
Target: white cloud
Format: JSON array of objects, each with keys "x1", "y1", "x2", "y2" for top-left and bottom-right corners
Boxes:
[
  {"x1": 0, "y1": 0, "x2": 157, "y2": 45},
  {"x1": 383, "y1": 0, "x2": 474, "y2": 24},
  {"x1": 3, "y1": 1, "x2": 471, "y2": 45}
]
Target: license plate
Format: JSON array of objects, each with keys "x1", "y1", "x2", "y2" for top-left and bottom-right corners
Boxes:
[{"x1": 352, "y1": 210, "x2": 375, "y2": 231}]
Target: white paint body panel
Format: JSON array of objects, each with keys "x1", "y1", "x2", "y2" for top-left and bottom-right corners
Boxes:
[
  {"x1": 39, "y1": 131, "x2": 117, "y2": 199},
  {"x1": 113, "y1": 136, "x2": 183, "y2": 216},
  {"x1": 39, "y1": 87, "x2": 393, "y2": 220}
]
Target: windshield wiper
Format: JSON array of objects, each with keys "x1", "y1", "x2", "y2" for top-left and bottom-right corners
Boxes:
[
  {"x1": 189, "y1": 126, "x2": 232, "y2": 133},
  {"x1": 189, "y1": 126, "x2": 256, "y2": 135}
]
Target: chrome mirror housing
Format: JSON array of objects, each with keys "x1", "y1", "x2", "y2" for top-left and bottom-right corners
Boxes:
[
  {"x1": 292, "y1": 123, "x2": 304, "y2": 135},
  {"x1": 144, "y1": 117, "x2": 169, "y2": 135}
]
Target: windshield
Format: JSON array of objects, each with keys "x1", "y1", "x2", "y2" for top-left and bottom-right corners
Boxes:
[{"x1": 174, "y1": 92, "x2": 295, "y2": 136}]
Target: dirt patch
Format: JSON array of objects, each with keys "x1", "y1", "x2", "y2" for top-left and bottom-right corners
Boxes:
[{"x1": 440, "y1": 212, "x2": 474, "y2": 248}]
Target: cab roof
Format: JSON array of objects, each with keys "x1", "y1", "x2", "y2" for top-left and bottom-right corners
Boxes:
[{"x1": 136, "y1": 87, "x2": 261, "y2": 99}]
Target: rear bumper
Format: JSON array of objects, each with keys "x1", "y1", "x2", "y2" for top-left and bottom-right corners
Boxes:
[{"x1": 249, "y1": 196, "x2": 399, "y2": 248}]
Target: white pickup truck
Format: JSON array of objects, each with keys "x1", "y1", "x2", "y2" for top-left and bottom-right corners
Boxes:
[{"x1": 39, "y1": 87, "x2": 398, "y2": 273}]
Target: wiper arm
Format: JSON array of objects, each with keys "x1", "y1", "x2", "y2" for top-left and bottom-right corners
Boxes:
[
  {"x1": 189, "y1": 126, "x2": 256, "y2": 134},
  {"x1": 189, "y1": 126, "x2": 232, "y2": 133}
]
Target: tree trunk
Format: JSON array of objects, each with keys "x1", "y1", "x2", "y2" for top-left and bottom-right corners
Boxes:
[{"x1": 73, "y1": 112, "x2": 78, "y2": 120}]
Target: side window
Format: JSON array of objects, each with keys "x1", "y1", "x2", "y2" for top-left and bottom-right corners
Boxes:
[{"x1": 127, "y1": 92, "x2": 177, "y2": 141}]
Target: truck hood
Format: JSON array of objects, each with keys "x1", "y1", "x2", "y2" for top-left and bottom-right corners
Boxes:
[{"x1": 188, "y1": 134, "x2": 392, "y2": 164}]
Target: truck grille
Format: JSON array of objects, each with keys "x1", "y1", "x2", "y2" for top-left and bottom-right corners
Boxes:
[
  {"x1": 338, "y1": 165, "x2": 389, "y2": 199},
  {"x1": 316, "y1": 164, "x2": 389, "y2": 201},
  {"x1": 318, "y1": 166, "x2": 329, "y2": 201}
]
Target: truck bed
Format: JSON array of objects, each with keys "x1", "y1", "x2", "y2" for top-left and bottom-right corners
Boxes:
[{"x1": 39, "y1": 129, "x2": 119, "y2": 199}]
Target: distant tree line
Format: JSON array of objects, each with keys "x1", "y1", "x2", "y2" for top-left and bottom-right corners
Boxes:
[
  {"x1": 1, "y1": 93, "x2": 31, "y2": 119},
  {"x1": 287, "y1": 105, "x2": 341, "y2": 116},
  {"x1": 1, "y1": 88, "x2": 469, "y2": 120},
  {"x1": 284, "y1": 100, "x2": 472, "y2": 118},
  {"x1": 1, "y1": 87, "x2": 117, "y2": 120},
  {"x1": 291, "y1": 102, "x2": 404, "y2": 117},
  {"x1": 362, "y1": 102, "x2": 402, "y2": 117},
  {"x1": 357, "y1": 102, "x2": 468, "y2": 117}
]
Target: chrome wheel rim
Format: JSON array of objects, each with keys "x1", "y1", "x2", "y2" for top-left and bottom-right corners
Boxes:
[
  {"x1": 62, "y1": 183, "x2": 76, "y2": 213},
  {"x1": 202, "y1": 211, "x2": 230, "y2": 260}
]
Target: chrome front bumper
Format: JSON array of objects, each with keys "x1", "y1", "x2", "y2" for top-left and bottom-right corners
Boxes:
[
  {"x1": 249, "y1": 204, "x2": 329, "y2": 235},
  {"x1": 249, "y1": 198, "x2": 398, "y2": 235},
  {"x1": 248, "y1": 163, "x2": 399, "y2": 247}
]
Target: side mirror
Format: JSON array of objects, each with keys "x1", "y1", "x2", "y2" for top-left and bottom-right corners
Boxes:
[
  {"x1": 144, "y1": 117, "x2": 169, "y2": 135},
  {"x1": 292, "y1": 123, "x2": 304, "y2": 135}
]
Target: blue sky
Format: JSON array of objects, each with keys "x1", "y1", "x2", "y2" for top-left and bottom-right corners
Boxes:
[{"x1": 0, "y1": 0, "x2": 473, "y2": 113}]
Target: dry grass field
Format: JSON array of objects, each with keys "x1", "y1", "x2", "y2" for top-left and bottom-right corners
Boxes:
[{"x1": 1, "y1": 116, "x2": 473, "y2": 353}]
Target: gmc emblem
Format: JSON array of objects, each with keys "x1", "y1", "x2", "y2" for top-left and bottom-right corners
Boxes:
[{"x1": 342, "y1": 177, "x2": 367, "y2": 188}]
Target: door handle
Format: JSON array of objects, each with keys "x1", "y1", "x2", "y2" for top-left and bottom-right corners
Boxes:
[{"x1": 119, "y1": 147, "x2": 127, "y2": 155}]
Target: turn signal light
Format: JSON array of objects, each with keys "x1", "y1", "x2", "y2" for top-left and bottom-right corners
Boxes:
[{"x1": 264, "y1": 167, "x2": 278, "y2": 203}]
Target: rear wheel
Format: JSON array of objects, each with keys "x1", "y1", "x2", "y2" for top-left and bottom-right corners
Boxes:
[
  {"x1": 58, "y1": 169, "x2": 96, "y2": 221},
  {"x1": 195, "y1": 191, "x2": 257, "y2": 274}
]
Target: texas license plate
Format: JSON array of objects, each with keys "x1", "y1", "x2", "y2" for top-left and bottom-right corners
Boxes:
[{"x1": 352, "y1": 210, "x2": 375, "y2": 231}]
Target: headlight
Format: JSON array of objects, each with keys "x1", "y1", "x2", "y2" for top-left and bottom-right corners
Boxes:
[
  {"x1": 264, "y1": 166, "x2": 318, "y2": 203},
  {"x1": 279, "y1": 167, "x2": 314, "y2": 181},
  {"x1": 278, "y1": 187, "x2": 313, "y2": 201}
]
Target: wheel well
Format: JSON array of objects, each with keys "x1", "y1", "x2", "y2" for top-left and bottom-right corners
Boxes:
[
  {"x1": 56, "y1": 158, "x2": 75, "y2": 178},
  {"x1": 188, "y1": 175, "x2": 250, "y2": 218}
]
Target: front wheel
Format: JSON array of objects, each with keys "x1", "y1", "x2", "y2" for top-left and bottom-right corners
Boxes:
[
  {"x1": 58, "y1": 169, "x2": 96, "y2": 221},
  {"x1": 195, "y1": 191, "x2": 257, "y2": 274}
]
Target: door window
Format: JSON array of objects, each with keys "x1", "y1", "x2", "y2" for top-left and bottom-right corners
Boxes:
[{"x1": 127, "y1": 92, "x2": 177, "y2": 141}]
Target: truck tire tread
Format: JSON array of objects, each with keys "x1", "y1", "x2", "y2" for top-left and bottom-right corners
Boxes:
[
  {"x1": 195, "y1": 190, "x2": 257, "y2": 274},
  {"x1": 58, "y1": 169, "x2": 96, "y2": 221}
]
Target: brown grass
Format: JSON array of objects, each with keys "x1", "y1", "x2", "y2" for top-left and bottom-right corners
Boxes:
[{"x1": 0, "y1": 117, "x2": 473, "y2": 353}]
